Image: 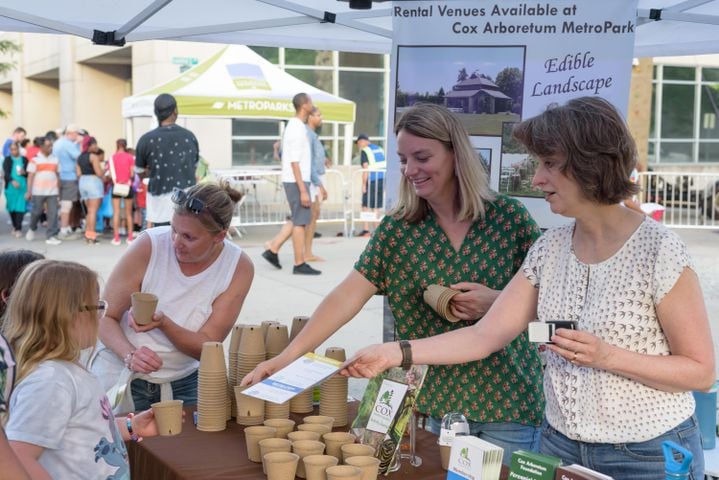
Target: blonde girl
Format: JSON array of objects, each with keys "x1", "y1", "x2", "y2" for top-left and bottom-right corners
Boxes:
[{"x1": 2, "y1": 260, "x2": 160, "y2": 480}]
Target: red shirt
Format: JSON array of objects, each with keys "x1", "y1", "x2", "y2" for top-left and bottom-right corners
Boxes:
[{"x1": 110, "y1": 151, "x2": 134, "y2": 184}]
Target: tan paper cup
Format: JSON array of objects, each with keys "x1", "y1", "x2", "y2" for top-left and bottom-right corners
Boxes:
[
  {"x1": 324, "y1": 347, "x2": 346, "y2": 362},
  {"x1": 229, "y1": 324, "x2": 243, "y2": 354},
  {"x1": 259, "y1": 438, "x2": 292, "y2": 474},
  {"x1": 199, "y1": 341, "x2": 226, "y2": 372},
  {"x1": 322, "y1": 432, "x2": 356, "y2": 460},
  {"x1": 245, "y1": 425, "x2": 277, "y2": 462},
  {"x1": 292, "y1": 440, "x2": 326, "y2": 479},
  {"x1": 265, "y1": 324, "x2": 290, "y2": 355},
  {"x1": 298, "y1": 423, "x2": 332, "y2": 436},
  {"x1": 238, "y1": 325, "x2": 266, "y2": 356},
  {"x1": 235, "y1": 386, "x2": 265, "y2": 419},
  {"x1": 424, "y1": 285, "x2": 460, "y2": 322},
  {"x1": 340, "y1": 443, "x2": 375, "y2": 463},
  {"x1": 131, "y1": 292, "x2": 158, "y2": 325},
  {"x1": 288, "y1": 430, "x2": 321, "y2": 443},
  {"x1": 264, "y1": 418, "x2": 296, "y2": 438},
  {"x1": 290, "y1": 315, "x2": 310, "y2": 340},
  {"x1": 151, "y1": 399, "x2": 183, "y2": 436},
  {"x1": 345, "y1": 456, "x2": 380, "y2": 480},
  {"x1": 439, "y1": 444, "x2": 451, "y2": 470},
  {"x1": 303, "y1": 454, "x2": 339, "y2": 480},
  {"x1": 326, "y1": 465, "x2": 362, "y2": 480},
  {"x1": 303, "y1": 415, "x2": 335, "y2": 429},
  {"x1": 264, "y1": 451, "x2": 300, "y2": 480}
]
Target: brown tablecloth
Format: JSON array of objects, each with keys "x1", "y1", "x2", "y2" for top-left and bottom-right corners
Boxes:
[{"x1": 129, "y1": 405, "x2": 508, "y2": 479}]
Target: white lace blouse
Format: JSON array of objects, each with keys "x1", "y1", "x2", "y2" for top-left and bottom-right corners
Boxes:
[{"x1": 522, "y1": 217, "x2": 695, "y2": 443}]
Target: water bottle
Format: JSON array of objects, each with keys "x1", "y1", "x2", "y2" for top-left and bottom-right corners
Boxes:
[
  {"x1": 439, "y1": 412, "x2": 470, "y2": 446},
  {"x1": 663, "y1": 440, "x2": 693, "y2": 479},
  {"x1": 438, "y1": 412, "x2": 470, "y2": 470}
]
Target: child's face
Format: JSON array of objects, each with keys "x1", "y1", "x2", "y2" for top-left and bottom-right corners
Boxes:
[{"x1": 74, "y1": 299, "x2": 104, "y2": 349}]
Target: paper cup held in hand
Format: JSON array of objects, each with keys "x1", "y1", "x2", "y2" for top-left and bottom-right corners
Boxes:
[
  {"x1": 131, "y1": 292, "x2": 158, "y2": 325},
  {"x1": 423, "y1": 284, "x2": 460, "y2": 322},
  {"x1": 151, "y1": 399, "x2": 183, "y2": 436}
]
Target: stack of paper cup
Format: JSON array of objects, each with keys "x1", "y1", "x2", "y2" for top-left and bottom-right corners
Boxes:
[
  {"x1": 423, "y1": 284, "x2": 461, "y2": 322},
  {"x1": 265, "y1": 398, "x2": 291, "y2": 420},
  {"x1": 197, "y1": 341, "x2": 228, "y2": 432},
  {"x1": 289, "y1": 316, "x2": 310, "y2": 341},
  {"x1": 236, "y1": 325, "x2": 266, "y2": 381},
  {"x1": 320, "y1": 347, "x2": 348, "y2": 427},
  {"x1": 262, "y1": 320, "x2": 280, "y2": 340},
  {"x1": 235, "y1": 385, "x2": 265, "y2": 426},
  {"x1": 265, "y1": 324, "x2": 289, "y2": 359},
  {"x1": 228, "y1": 325, "x2": 243, "y2": 418}
]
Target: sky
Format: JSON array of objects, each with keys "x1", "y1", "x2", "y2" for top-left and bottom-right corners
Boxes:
[{"x1": 397, "y1": 46, "x2": 525, "y2": 94}]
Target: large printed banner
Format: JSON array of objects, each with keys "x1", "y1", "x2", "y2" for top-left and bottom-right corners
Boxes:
[{"x1": 386, "y1": 0, "x2": 639, "y2": 228}]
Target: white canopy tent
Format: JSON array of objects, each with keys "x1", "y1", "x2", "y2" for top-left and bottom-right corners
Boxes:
[
  {"x1": 1, "y1": 1, "x2": 719, "y2": 57},
  {"x1": 121, "y1": 44, "x2": 357, "y2": 163}
]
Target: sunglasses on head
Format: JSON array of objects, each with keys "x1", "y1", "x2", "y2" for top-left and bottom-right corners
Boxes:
[{"x1": 171, "y1": 188, "x2": 226, "y2": 229}]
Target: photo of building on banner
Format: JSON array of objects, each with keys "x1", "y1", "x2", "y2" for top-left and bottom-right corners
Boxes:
[{"x1": 387, "y1": 0, "x2": 639, "y2": 228}]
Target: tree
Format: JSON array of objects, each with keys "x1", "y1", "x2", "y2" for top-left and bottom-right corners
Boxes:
[
  {"x1": 0, "y1": 40, "x2": 21, "y2": 118},
  {"x1": 495, "y1": 67, "x2": 523, "y2": 113},
  {"x1": 457, "y1": 68, "x2": 468, "y2": 83}
]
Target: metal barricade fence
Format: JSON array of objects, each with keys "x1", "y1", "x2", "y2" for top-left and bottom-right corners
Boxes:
[
  {"x1": 213, "y1": 168, "x2": 349, "y2": 237},
  {"x1": 637, "y1": 172, "x2": 719, "y2": 229},
  {"x1": 349, "y1": 168, "x2": 387, "y2": 236}
]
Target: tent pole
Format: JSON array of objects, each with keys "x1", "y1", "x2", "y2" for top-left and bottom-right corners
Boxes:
[
  {"x1": 115, "y1": 0, "x2": 174, "y2": 40},
  {"x1": 343, "y1": 123, "x2": 353, "y2": 167}
]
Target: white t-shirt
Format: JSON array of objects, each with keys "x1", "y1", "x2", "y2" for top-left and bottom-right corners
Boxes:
[
  {"x1": 281, "y1": 117, "x2": 311, "y2": 183},
  {"x1": 522, "y1": 217, "x2": 695, "y2": 443},
  {"x1": 6, "y1": 360, "x2": 130, "y2": 479}
]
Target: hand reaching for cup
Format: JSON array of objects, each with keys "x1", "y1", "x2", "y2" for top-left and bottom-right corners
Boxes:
[{"x1": 448, "y1": 282, "x2": 499, "y2": 321}]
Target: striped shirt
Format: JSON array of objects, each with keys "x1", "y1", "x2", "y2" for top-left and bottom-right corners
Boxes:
[{"x1": 27, "y1": 152, "x2": 59, "y2": 196}]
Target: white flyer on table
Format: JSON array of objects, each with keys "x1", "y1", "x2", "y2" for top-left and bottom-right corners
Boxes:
[{"x1": 242, "y1": 353, "x2": 343, "y2": 404}]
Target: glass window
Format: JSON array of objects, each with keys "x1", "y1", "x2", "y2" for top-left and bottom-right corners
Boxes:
[
  {"x1": 231, "y1": 139, "x2": 278, "y2": 166},
  {"x1": 661, "y1": 84, "x2": 694, "y2": 138},
  {"x1": 286, "y1": 48, "x2": 332, "y2": 66},
  {"x1": 648, "y1": 141, "x2": 656, "y2": 162},
  {"x1": 700, "y1": 84, "x2": 719, "y2": 140},
  {"x1": 702, "y1": 68, "x2": 719, "y2": 82},
  {"x1": 249, "y1": 46, "x2": 278, "y2": 64},
  {"x1": 699, "y1": 142, "x2": 719, "y2": 163},
  {"x1": 285, "y1": 68, "x2": 333, "y2": 92},
  {"x1": 663, "y1": 66, "x2": 694, "y2": 81},
  {"x1": 339, "y1": 52, "x2": 383, "y2": 68},
  {"x1": 231, "y1": 119, "x2": 281, "y2": 136},
  {"x1": 653, "y1": 65, "x2": 658, "y2": 80},
  {"x1": 339, "y1": 70, "x2": 385, "y2": 137},
  {"x1": 659, "y1": 142, "x2": 693, "y2": 163}
]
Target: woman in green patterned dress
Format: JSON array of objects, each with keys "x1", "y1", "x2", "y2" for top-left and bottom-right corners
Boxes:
[{"x1": 243, "y1": 103, "x2": 544, "y2": 463}]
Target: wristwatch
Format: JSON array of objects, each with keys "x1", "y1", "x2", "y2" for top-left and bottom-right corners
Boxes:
[{"x1": 398, "y1": 340, "x2": 412, "y2": 370}]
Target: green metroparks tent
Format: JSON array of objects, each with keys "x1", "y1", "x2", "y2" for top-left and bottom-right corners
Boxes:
[{"x1": 121, "y1": 44, "x2": 355, "y2": 124}]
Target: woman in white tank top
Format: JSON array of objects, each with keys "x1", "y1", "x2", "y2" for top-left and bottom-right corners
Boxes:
[{"x1": 94, "y1": 181, "x2": 254, "y2": 410}]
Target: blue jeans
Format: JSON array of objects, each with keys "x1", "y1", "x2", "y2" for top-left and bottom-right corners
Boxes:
[
  {"x1": 427, "y1": 416, "x2": 540, "y2": 465},
  {"x1": 540, "y1": 415, "x2": 704, "y2": 479},
  {"x1": 131, "y1": 370, "x2": 198, "y2": 411}
]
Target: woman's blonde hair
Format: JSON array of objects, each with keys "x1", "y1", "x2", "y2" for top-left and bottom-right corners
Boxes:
[
  {"x1": 391, "y1": 103, "x2": 495, "y2": 223},
  {"x1": 1, "y1": 260, "x2": 99, "y2": 383},
  {"x1": 174, "y1": 180, "x2": 243, "y2": 234}
]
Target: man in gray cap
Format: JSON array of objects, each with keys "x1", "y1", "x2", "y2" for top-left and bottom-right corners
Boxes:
[{"x1": 135, "y1": 93, "x2": 199, "y2": 227}]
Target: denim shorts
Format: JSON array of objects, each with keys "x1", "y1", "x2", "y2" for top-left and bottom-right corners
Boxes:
[
  {"x1": 426, "y1": 415, "x2": 540, "y2": 465},
  {"x1": 78, "y1": 175, "x2": 104, "y2": 200},
  {"x1": 539, "y1": 415, "x2": 704, "y2": 479},
  {"x1": 130, "y1": 370, "x2": 198, "y2": 411}
]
